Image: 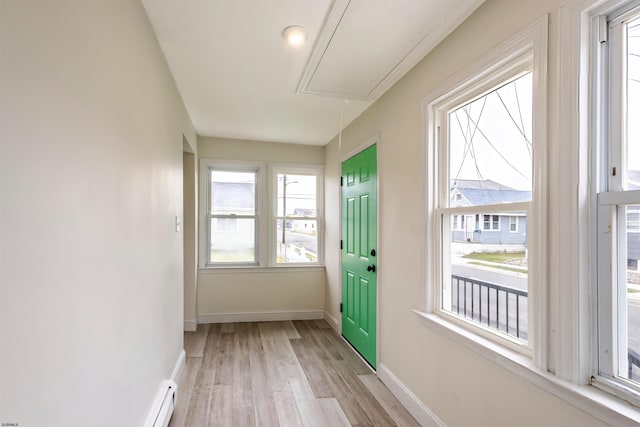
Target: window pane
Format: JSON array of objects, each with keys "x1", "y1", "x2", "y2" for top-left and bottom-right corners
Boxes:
[
  {"x1": 277, "y1": 174, "x2": 316, "y2": 217},
  {"x1": 443, "y1": 211, "x2": 528, "y2": 342},
  {"x1": 627, "y1": 17, "x2": 640, "y2": 191},
  {"x1": 448, "y1": 72, "x2": 533, "y2": 205},
  {"x1": 276, "y1": 219, "x2": 317, "y2": 263},
  {"x1": 624, "y1": 205, "x2": 640, "y2": 383},
  {"x1": 210, "y1": 218, "x2": 255, "y2": 263},
  {"x1": 211, "y1": 170, "x2": 255, "y2": 215}
]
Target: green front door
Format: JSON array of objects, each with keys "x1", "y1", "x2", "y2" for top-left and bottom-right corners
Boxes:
[{"x1": 341, "y1": 144, "x2": 377, "y2": 368}]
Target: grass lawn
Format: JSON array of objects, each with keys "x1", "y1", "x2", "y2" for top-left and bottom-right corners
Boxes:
[{"x1": 462, "y1": 251, "x2": 526, "y2": 263}]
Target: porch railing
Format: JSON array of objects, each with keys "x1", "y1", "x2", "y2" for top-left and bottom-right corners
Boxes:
[{"x1": 450, "y1": 274, "x2": 528, "y2": 341}]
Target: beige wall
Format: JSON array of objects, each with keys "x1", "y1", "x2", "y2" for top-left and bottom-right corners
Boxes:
[
  {"x1": 198, "y1": 269, "x2": 326, "y2": 316},
  {"x1": 324, "y1": 0, "x2": 608, "y2": 425},
  {"x1": 198, "y1": 136, "x2": 325, "y2": 163},
  {"x1": 183, "y1": 149, "x2": 198, "y2": 328},
  {"x1": 197, "y1": 137, "x2": 325, "y2": 319},
  {"x1": 0, "y1": 1, "x2": 195, "y2": 425}
]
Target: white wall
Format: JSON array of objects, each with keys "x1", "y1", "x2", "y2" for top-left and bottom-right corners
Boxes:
[
  {"x1": 197, "y1": 137, "x2": 326, "y2": 321},
  {"x1": 0, "y1": 1, "x2": 195, "y2": 426},
  {"x1": 324, "y1": 0, "x2": 610, "y2": 425}
]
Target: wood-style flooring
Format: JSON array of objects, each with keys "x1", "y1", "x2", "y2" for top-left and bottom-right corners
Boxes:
[{"x1": 169, "y1": 320, "x2": 420, "y2": 427}]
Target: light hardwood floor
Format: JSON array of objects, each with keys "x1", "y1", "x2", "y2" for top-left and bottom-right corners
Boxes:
[{"x1": 169, "y1": 320, "x2": 420, "y2": 427}]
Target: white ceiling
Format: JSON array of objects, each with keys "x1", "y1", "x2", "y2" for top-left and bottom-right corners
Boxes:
[{"x1": 141, "y1": 0, "x2": 485, "y2": 145}]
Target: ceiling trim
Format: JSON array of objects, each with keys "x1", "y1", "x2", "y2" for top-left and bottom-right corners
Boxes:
[{"x1": 297, "y1": 0, "x2": 486, "y2": 102}]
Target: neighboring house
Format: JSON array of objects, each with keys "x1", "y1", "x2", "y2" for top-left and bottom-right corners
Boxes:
[
  {"x1": 290, "y1": 208, "x2": 317, "y2": 233},
  {"x1": 450, "y1": 179, "x2": 531, "y2": 245}
]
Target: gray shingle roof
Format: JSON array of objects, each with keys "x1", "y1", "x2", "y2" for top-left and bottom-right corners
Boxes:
[{"x1": 451, "y1": 179, "x2": 531, "y2": 205}]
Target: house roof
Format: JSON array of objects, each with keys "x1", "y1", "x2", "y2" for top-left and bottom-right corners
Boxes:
[
  {"x1": 451, "y1": 179, "x2": 531, "y2": 206},
  {"x1": 451, "y1": 179, "x2": 515, "y2": 191},
  {"x1": 293, "y1": 208, "x2": 316, "y2": 217}
]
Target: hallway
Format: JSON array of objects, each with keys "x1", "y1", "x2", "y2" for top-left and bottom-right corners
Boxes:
[{"x1": 170, "y1": 320, "x2": 419, "y2": 426}]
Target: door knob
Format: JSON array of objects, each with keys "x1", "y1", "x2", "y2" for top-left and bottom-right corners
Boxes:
[{"x1": 367, "y1": 264, "x2": 376, "y2": 272}]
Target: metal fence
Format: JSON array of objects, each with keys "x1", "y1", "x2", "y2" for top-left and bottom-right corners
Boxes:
[{"x1": 450, "y1": 274, "x2": 528, "y2": 341}]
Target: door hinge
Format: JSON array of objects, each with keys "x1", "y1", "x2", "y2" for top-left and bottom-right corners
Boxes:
[
  {"x1": 340, "y1": 303, "x2": 343, "y2": 313},
  {"x1": 340, "y1": 176, "x2": 344, "y2": 187},
  {"x1": 340, "y1": 240, "x2": 343, "y2": 250}
]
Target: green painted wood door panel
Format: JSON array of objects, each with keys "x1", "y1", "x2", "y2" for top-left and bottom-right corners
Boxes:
[{"x1": 342, "y1": 144, "x2": 377, "y2": 368}]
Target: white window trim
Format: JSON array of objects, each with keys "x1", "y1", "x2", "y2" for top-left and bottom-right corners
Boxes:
[
  {"x1": 590, "y1": 0, "x2": 640, "y2": 405},
  {"x1": 268, "y1": 163, "x2": 325, "y2": 266},
  {"x1": 482, "y1": 214, "x2": 501, "y2": 231},
  {"x1": 509, "y1": 216, "x2": 519, "y2": 233},
  {"x1": 199, "y1": 159, "x2": 265, "y2": 267},
  {"x1": 421, "y1": 16, "x2": 548, "y2": 359},
  {"x1": 199, "y1": 159, "x2": 324, "y2": 269}
]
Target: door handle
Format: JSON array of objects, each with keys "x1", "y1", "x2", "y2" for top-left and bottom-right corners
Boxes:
[{"x1": 367, "y1": 264, "x2": 376, "y2": 272}]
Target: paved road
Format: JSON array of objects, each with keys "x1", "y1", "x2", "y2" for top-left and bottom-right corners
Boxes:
[
  {"x1": 285, "y1": 231, "x2": 316, "y2": 253},
  {"x1": 452, "y1": 264, "x2": 526, "y2": 291},
  {"x1": 450, "y1": 263, "x2": 640, "y2": 372}
]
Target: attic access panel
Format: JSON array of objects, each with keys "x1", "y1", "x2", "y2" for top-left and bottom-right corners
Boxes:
[{"x1": 298, "y1": 0, "x2": 485, "y2": 101}]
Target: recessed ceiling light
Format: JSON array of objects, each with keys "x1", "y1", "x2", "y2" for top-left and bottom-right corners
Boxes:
[{"x1": 282, "y1": 25, "x2": 306, "y2": 46}]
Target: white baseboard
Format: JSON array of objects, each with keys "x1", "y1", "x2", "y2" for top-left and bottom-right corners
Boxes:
[
  {"x1": 171, "y1": 349, "x2": 186, "y2": 384},
  {"x1": 323, "y1": 310, "x2": 340, "y2": 333},
  {"x1": 198, "y1": 310, "x2": 324, "y2": 324},
  {"x1": 183, "y1": 321, "x2": 197, "y2": 332},
  {"x1": 144, "y1": 350, "x2": 184, "y2": 427},
  {"x1": 378, "y1": 363, "x2": 445, "y2": 427}
]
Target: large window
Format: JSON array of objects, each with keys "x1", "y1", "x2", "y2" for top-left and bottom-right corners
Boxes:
[
  {"x1": 274, "y1": 169, "x2": 321, "y2": 264},
  {"x1": 200, "y1": 160, "x2": 322, "y2": 267},
  {"x1": 594, "y1": 2, "x2": 640, "y2": 399},
  {"x1": 426, "y1": 19, "x2": 547, "y2": 354},
  {"x1": 439, "y1": 71, "x2": 533, "y2": 345}
]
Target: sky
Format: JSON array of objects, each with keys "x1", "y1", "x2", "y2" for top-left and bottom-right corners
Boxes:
[{"x1": 448, "y1": 72, "x2": 533, "y2": 193}]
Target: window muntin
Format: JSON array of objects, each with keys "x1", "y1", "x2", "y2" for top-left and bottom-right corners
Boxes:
[
  {"x1": 207, "y1": 169, "x2": 257, "y2": 264},
  {"x1": 275, "y1": 172, "x2": 319, "y2": 264},
  {"x1": 437, "y1": 70, "x2": 533, "y2": 345},
  {"x1": 482, "y1": 214, "x2": 501, "y2": 231}
]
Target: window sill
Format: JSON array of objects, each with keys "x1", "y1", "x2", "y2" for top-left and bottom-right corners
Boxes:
[
  {"x1": 413, "y1": 310, "x2": 640, "y2": 426},
  {"x1": 199, "y1": 265, "x2": 325, "y2": 274}
]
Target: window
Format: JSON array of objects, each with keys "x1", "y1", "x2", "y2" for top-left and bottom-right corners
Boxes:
[
  {"x1": 199, "y1": 160, "x2": 323, "y2": 268},
  {"x1": 594, "y1": 2, "x2": 640, "y2": 398},
  {"x1": 274, "y1": 170, "x2": 322, "y2": 264},
  {"x1": 205, "y1": 166, "x2": 260, "y2": 265},
  {"x1": 425, "y1": 19, "x2": 546, "y2": 353},
  {"x1": 509, "y1": 216, "x2": 518, "y2": 232},
  {"x1": 482, "y1": 214, "x2": 501, "y2": 231}
]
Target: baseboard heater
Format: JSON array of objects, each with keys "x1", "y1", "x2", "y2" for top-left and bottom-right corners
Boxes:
[{"x1": 145, "y1": 379, "x2": 177, "y2": 427}]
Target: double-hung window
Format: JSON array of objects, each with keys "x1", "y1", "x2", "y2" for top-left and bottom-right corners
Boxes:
[
  {"x1": 273, "y1": 167, "x2": 323, "y2": 264},
  {"x1": 426, "y1": 19, "x2": 547, "y2": 353},
  {"x1": 204, "y1": 163, "x2": 262, "y2": 265},
  {"x1": 200, "y1": 159, "x2": 323, "y2": 267},
  {"x1": 594, "y1": 1, "x2": 640, "y2": 399}
]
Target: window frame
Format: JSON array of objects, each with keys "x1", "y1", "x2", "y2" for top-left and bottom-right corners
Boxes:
[
  {"x1": 591, "y1": 0, "x2": 640, "y2": 403},
  {"x1": 423, "y1": 17, "x2": 548, "y2": 360},
  {"x1": 269, "y1": 164, "x2": 324, "y2": 266},
  {"x1": 199, "y1": 159, "x2": 265, "y2": 267},
  {"x1": 199, "y1": 159, "x2": 324, "y2": 269},
  {"x1": 509, "y1": 215, "x2": 519, "y2": 233},
  {"x1": 482, "y1": 214, "x2": 501, "y2": 231}
]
